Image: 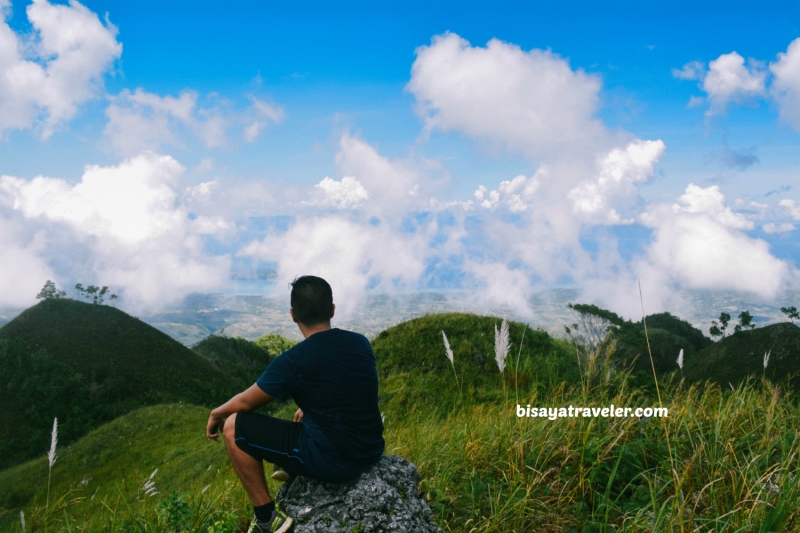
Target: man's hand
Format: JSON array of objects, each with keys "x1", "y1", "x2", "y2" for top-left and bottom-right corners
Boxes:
[
  {"x1": 206, "y1": 385, "x2": 275, "y2": 441},
  {"x1": 293, "y1": 408, "x2": 304, "y2": 423},
  {"x1": 206, "y1": 414, "x2": 225, "y2": 442}
]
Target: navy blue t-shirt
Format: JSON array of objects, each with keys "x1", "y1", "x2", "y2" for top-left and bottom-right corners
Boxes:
[{"x1": 256, "y1": 328, "x2": 384, "y2": 481}]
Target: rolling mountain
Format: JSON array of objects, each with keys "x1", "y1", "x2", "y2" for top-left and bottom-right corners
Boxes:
[{"x1": 0, "y1": 298, "x2": 238, "y2": 469}]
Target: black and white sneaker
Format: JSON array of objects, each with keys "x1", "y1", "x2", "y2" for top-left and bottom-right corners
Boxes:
[{"x1": 246, "y1": 508, "x2": 294, "y2": 533}]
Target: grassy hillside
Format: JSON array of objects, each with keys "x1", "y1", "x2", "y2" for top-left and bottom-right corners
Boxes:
[
  {"x1": 191, "y1": 333, "x2": 296, "y2": 391},
  {"x1": 684, "y1": 322, "x2": 800, "y2": 387},
  {"x1": 0, "y1": 403, "x2": 295, "y2": 533},
  {"x1": 6, "y1": 311, "x2": 800, "y2": 532},
  {"x1": 612, "y1": 312, "x2": 713, "y2": 376},
  {"x1": 5, "y1": 372, "x2": 800, "y2": 531},
  {"x1": 372, "y1": 313, "x2": 581, "y2": 419},
  {"x1": 0, "y1": 299, "x2": 238, "y2": 469}
]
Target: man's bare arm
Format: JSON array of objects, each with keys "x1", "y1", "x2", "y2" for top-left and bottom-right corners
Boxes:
[{"x1": 206, "y1": 384, "x2": 274, "y2": 441}]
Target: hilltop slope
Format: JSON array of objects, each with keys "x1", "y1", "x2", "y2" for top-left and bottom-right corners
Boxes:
[
  {"x1": 683, "y1": 322, "x2": 800, "y2": 388},
  {"x1": 372, "y1": 312, "x2": 580, "y2": 418},
  {"x1": 191, "y1": 333, "x2": 297, "y2": 390},
  {"x1": 612, "y1": 312, "x2": 713, "y2": 376},
  {"x1": 0, "y1": 299, "x2": 237, "y2": 469}
]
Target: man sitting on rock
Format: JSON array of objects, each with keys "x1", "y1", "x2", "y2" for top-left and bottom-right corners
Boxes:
[{"x1": 206, "y1": 275, "x2": 385, "y2": 533}]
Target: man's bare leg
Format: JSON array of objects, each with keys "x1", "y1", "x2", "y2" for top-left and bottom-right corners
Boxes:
[{"x1": 223, "y1": 413, "x2": 272, "y2": 506}]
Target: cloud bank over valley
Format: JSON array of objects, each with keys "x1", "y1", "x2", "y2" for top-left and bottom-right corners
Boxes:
[{"x1": 0, "y1": 1, "x2": 799, "y2": 325}]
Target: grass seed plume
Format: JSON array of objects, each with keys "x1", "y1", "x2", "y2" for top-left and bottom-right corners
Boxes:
[
  {"x1": 494, "y1": 319, "x2": 509, "y2": 374},
  {"x1": 143, "y1": 468, "x2": 158, "y2": 497},
  {"x1": 441, "y1": 330, "x2": 461, "y2": 396}
]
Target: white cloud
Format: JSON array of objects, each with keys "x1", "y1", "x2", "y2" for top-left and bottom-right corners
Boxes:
[
  {"x1": 243, "y1": 96, "x2": 285, "y2": 142},
  {"x1": 188, "y1": 179, "x2": 219, "y2": 201},
  {"x1": 770, "y1": 38, "x2": 800, "y2": 132},
  {"x1": 569, "y1": 139, "x2": 665, "y2": 225},
  {"x1": 0, "y1": 221, "x2": 53, "y2": 308},
  {"x1": 239, "y1": 215, "x2": 427, "y2": 318},
  {"x1": 302, "y1": 176, "x2": 369, "y2": 209},
  {"x1": 780, "y1": 199, "x2": 800, "y2": 220},
  {"x1": 0, "y1": 0, "x2": 121, "y2": 137},
  {"x1": 104, "y1": 90, "x2": 285, "y2": 155},
  {"x1": 672, "y1": 61, "x2": 705, "y2": 80},
  {"x1": 334, "y1": 134, "x2": 431, "y2": 217},
  {"x1": 474, "y1": 173, "x2": 540, "y2": 212},
  {"x1": 669, "y1": 183, "x2": 754, "y2": 230},
  {"x1": 686, "y1": 95, "x2": 705, "y2": 108},
  {"x1": 1, "y1": 153, "x2": 188, "y2": 243},
  {"x1": 235, "y1": 136, "x2": 452, "y2": 317},
  {"x1": 191, "y1": 215, "x2": 235, "y2": 235},
  {"x1": 763, "y1": 222, "x2": 795, "y2": 234},
  {"x1": 104, "y1": 89, "x2": 233, "y2": 155},
  {"x1": 218, "y1": 125, "x2": 792, "y2": 324},
  {"x1": 461, "y1": 260, "x2": 534, "y2": 318},
  {"x1": 639, "y1": 184, "x2": 787, "y2": 299},
  {"x1": 0, "y1": 153, "x2": 230, "y2": 309},
  {"x1": 407, "y1": 32, "x2": 607, "y2": 160},
  {"x1": 701, "y1": 52, "x2": 766, "y2": 115}
]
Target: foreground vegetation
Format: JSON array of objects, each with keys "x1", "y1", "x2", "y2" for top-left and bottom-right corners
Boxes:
[
  {"x1": 398, "y1": 377, "x2": 800, "y2": 531},
  {"x1": 5, "y1": 378, "x2": 800, "y2": 532},
  {"x1": 3, "y1": 311, "x2": 800, "y2": 531}
]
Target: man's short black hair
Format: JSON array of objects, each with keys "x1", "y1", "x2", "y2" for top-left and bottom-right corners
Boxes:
[{"x1": 290, "y1": 275, "x2": 333, "y2": 326}]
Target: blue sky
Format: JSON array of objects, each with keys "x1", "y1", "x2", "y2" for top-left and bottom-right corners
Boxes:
[{"x1": 0, "y1": 0, "x2": 799, "y2": 319}]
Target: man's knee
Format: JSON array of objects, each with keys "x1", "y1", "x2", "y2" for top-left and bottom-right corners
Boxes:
[{"x1": 223, "y1": 413, "x2": 237, "y2": 442}]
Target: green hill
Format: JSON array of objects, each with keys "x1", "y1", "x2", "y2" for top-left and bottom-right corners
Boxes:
[
  {"x1": 371, "y1": 312, "x2": 580, "y2": 419},
  {"x1": 0, "y1": 299, "x2": 238, "y2": 469},
  {"x1": 683, "y1": 322, "x2": 800, "y2": 388},
  {"x1": 191, "y1": 333, "x2": 297, "y2": 390},
  {"x1": 612, "y1": 312, "x2": 713, "y2": 376},
  {"x1": 644, "y1": 312, "x2": 713, "y2": 352}
]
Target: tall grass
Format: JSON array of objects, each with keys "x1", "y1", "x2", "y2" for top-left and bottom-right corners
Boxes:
[
  {"x1": 387, "y1": 376, "x2": 800, "y2": 532},
  {"x1": 9, "y1": 376, "x2": 799, "y2": 531},
  {"x1": 639, "y1": 282, "x2": 681, "y2": 533},
  {"x1": 0, "y1": 404, "x2": 297, "y2": 532}
]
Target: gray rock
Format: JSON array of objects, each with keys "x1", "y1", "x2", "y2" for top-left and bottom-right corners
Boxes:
[{"x1": 276, "y1": 455, "x2": 444, "y2": 533}]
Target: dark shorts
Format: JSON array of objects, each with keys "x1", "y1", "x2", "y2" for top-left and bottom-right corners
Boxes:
[{"x1": 234, "y1": 411, "x2": 313, "y2": 478}]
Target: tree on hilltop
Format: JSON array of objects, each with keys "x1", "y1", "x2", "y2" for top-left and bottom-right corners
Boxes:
[
  {"x1": 36, "y1": 280, "x2": 67, "y2": 300},
  {"x1": 75, "y1": 283, "x2": 118, "y2": 305},
  {"x1": 709, "y1": 312, "x2": 731, "y2": 339},
  {"x1": 781, "y1": 306, "x2": 799, "y2": 324},
  {"x1": 734, "y1": 310, "x2": 755, "y2": 334},
  {"x1": 565, "y1": 303, "x2": 623, "y2": 355}
]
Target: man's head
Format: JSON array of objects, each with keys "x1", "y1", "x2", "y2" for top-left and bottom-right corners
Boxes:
[{"x1": 290, "y1": 275, "x2": 334, "y2": 326}]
